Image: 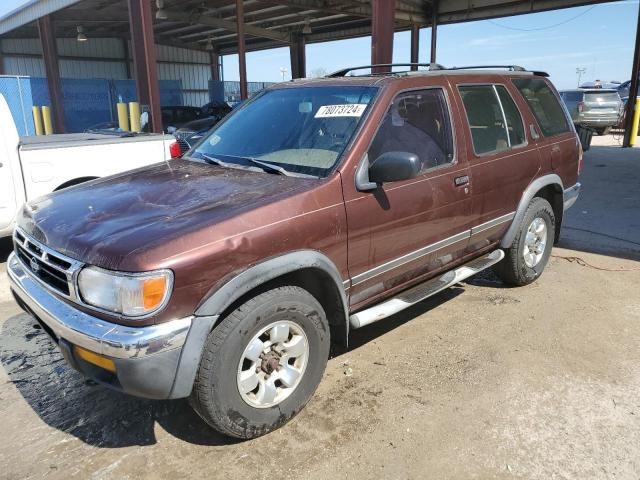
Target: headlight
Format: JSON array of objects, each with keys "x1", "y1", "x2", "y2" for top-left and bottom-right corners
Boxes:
[{"x1": 77, "y1": 267, "x2": 173, "y2": 317}]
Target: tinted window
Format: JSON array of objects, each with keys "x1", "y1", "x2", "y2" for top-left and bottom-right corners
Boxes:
[
  {"x1": 193, "y1": 86, "x2": 377, "y2": 177},
  {"x1": 368, "y1": 89, "x2": 454, "y2": 173},
  {"x1": 459, "y1": 85, "x2": 509, "y2": 155},
  {"x1": 562, "y1": 91, "x2": 583, "y2": 102},
  {"x1": 496, "y1": 86, "x2": 526, "y2": 147},
  {"x1": 513, "y1": 78, "x2": 570, "y2": 136}
]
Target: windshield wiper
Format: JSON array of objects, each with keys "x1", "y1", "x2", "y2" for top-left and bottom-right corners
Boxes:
[
  {"x1": 200, "y1": 153, "x2": 241, "y2": 169},
  {"x1": 243, "y1": 157, "x2": 294, "y2": 177}
]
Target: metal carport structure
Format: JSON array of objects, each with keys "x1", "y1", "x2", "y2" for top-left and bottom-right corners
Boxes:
[{"x1": 0, "y1": 0, "x2": 637, "y2": 145}]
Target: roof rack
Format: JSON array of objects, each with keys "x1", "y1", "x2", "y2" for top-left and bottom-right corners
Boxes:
[
  {"x1": 327, "y1": 63, "x2": 445, "y2": 77},
  {"x1": 448, "y1": 65, "x2": 549, "y2": 77}
]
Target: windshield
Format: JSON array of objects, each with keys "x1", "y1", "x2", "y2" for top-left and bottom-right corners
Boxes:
[{"x1": 191, "y1": 86, "x2": 378, "y2": 177}]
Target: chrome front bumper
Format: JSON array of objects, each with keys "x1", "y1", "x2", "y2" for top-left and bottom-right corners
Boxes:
[
  {"x1": 563, "y1": 182, "x2": 581, "y2": 211},
  {"x1": 8, "y1": 252, "x2": 192, "y2": 359}
]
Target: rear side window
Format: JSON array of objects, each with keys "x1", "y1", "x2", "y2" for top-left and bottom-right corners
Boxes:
[
  {"x1": 368, "y1": 88, "x2": 454, "y2": 173},
  {"x1": 513, "y1": 78, "x2": 570, "y2": 137},
  {"x1": 458, "y1": 85, "x2": 511, "y2": 155}
]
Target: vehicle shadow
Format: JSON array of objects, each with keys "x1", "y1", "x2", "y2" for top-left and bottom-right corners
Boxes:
[
  {"x1": 0, "y1": 311, "x2": 240, "y2": 448},
  {"x1": 1, "y1": 284, "x2": 472, "y2": 448}
]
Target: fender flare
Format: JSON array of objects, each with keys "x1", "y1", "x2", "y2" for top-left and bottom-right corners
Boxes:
[
  {"x1": 169, "y1": 251, "x2": 349, "y2": 399},
  {"x1": 500, "y1": 174, "x2": 563, "y2": 248},
  {"x1": 194, "y1": 249, "x2": 349, "y2": 323}
]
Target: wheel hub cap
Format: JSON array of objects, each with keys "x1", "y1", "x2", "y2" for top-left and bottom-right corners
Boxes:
[
  {"x1": 237, "y1": 320, "x2": 309, "y2": 409},
  {"x1": 523, "y1": 217, "x2": 547, "y2": 268}
]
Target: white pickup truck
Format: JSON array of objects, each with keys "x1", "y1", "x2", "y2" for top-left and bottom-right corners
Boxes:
[{"x1": 0, "y1": 94, "x2": 176, "y2": 237}]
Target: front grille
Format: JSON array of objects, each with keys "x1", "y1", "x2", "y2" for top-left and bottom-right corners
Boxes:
[{"x1": 13, "y1": 229, "x2": 82, "y2": 299}]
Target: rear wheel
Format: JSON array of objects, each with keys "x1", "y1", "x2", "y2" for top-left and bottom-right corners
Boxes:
[
  {"x1": 494, "y1": 197, "x2": 555, "y2": 286},
  {"x1": 190, "y1": 285, "x2": 330, "y2": 439}
]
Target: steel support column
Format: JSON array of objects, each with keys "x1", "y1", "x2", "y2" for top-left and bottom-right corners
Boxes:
[
  {"x1": 623, "y1": 3, "x2": 640, "y2": 147},
  {"x1": 371, "y1": 0, "x2": 395, "y2": 73},
  {"x1": 430, "y1": 0, "x2": 439, "y2": 63},
  {"x1": 127, "y1": 0, "x2": 162, "y2": 133},
  {"x1": 410, "y1": 24, "x2": 419, "y2": 70},
  {"x1": 209, "y1": 51, "x2": 221, "y2": 81},
  {"x1": 290, "y1": 33, "x2": 306, "y2": 79},
  {"x1": 236, "y1": 0, "x2": 248, "y2": 100},
  {"x1": 37, "y1": 15, "x2": 65, "y2": 133}
]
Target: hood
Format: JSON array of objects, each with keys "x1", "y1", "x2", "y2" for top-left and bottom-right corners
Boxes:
[{"x1": 18, "y1": 159, "x2": 319, "y2": 270}]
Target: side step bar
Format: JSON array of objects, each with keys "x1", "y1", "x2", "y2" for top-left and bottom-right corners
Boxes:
[{"x1": 349, "y1": 249, "x2": 505, "y2": 329}]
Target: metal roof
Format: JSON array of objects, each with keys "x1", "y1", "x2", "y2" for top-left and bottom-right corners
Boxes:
[{"x1": 0, "y1": 0, "x2": 618, "y2": 53}]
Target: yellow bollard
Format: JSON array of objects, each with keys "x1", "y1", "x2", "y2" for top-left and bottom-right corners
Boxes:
[
  {"x1": 630, "y1": 98, "x2": 640, "y2": 147},
  {"x1": 129, "y1": 102, "x2": 141, "y2": 132},
  {"x1": 116, "y1": 102, "x2": 130, "y2": 131},
  {"x1": 41, "y1": 106, "x2": 53, "y2": 135},
  {"x1": 32, "y1": 106, "x2": 44, "y2": 136}
]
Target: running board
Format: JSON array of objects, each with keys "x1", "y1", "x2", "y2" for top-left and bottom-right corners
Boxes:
[{"x1": 349, "y1": 249, "x2": 505, "y2": 329}]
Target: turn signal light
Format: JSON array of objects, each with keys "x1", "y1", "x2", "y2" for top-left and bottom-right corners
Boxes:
[
  {"x1": 143, "y1": 276, "x2": 168, "y2": 310},
  {"x1": 74, "y1": 345, "x2": 116, "y2": 373}
]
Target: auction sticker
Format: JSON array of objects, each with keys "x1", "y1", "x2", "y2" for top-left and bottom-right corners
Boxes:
[{"x1": 315, "y1": 104, "x2": 367, "y2": 118}]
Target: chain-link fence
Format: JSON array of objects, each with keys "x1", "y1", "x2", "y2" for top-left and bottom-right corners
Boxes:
[
  {"x1": 0, "y1": 76, "x2": 36, "y2": 136},
  {"x1": 223, "y1": 81, "x2": 275, "y2": 104}
]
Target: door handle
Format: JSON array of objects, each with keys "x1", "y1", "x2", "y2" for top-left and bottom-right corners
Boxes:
[{"x1": 454, "y1": 175, "x2": 469, "y2": 187}]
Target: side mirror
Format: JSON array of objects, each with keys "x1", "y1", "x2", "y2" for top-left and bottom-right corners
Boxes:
[{"x1": 369, "y1": 151, "x2": 421, "y2": 184}]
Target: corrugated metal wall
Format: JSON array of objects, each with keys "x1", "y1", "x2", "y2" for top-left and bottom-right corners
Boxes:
[{"x1": 0, "y1": 38, "x2": 210, "y2": 106}]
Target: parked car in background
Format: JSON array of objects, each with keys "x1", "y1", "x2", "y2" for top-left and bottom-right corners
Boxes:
[
  {"x1": 161, "y1": 105, "x2": 205, "y2": 131},
  {"x1": 172, "y1": 100, "x2": 233, "y2": 153},
  {"x1": 0, "y1": 94, "x2": 179, "y2": 238},
  {"x1": 8, "y1": 64, "x2": 581, "y2": 440},
  {"x1": 560, "y1": 89, "x2": 623, "y2": 135}
]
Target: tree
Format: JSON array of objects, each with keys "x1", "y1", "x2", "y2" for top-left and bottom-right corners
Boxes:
[{"x1": 308, "y1": 67, "x2": 328, "y2": 78}]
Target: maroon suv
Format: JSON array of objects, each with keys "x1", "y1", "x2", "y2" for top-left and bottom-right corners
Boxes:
[{"x1": 8, "y1": 64, "x2": 581, "y2": 439}]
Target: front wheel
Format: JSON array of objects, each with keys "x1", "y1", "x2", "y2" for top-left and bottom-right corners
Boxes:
[
  {"x1": 190, "y1": 285, "x2": 330, "y2": 439},
  {"x1": 494, "y1": 197, "x2": 555, "y2": 286}
]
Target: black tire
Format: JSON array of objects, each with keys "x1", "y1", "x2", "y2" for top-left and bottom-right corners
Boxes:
[
  {"x1": 494, "y1": 197, "x2": 555, "y2": 286},
  {"x1": 190, "y1": 285, "x2": 330, "y2": 439}
]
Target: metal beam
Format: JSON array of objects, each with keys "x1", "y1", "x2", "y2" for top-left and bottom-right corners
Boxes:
[
  {"x1": 430, "y1": 0, "x2": 438, "y2": 63},
  {"x1": 37, "y1": 15, "x2": 65, "y2": 133},
  {"x1": 127, "y1": 0, "x2": 162, "y2": 132},
  {"x1": 163, "y1": 9, "x2": 290, "y2": 43},
  {"x1": 410, "y1": 24, "x2": 419, "y2": 70},
  {"x1": 623, "y1": 2, "x2": 640, "y2": 148},
  {"x1": 236, "y1": 0, "x2": 248, "y2": 100},
  {"x1": 289, "y1": 32, "x2": 306, "y2": 78},
  {"x1": 371, "y1": 0, "x2": 396, "y2": 73}
]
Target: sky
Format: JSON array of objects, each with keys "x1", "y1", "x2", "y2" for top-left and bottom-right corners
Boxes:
[
  {"x1": 221, "y1": 0, "x2": 639, "y2": 90},
  {"x1": 1, "y1": 0, "x2": 638, "y2": 90}
]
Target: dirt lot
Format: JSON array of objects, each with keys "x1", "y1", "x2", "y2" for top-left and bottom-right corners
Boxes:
[{"x1": 1, "y1": 142, "x2": 639, "y2": 480}]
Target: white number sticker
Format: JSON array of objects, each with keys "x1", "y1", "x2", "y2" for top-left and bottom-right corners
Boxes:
[{"x1": 314, "y1": 104, "x2": 367, "y2": 118}]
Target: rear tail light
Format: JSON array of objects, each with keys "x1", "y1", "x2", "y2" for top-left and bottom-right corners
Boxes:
[
  {"x1": 169, "y1": 141, "x2": 182, "y2": 159},
  {"x1": 577, "y1": 101, "x2": 585, "y2": 113}
]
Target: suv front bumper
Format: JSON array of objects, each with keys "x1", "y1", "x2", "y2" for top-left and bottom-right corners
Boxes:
[{"x1": 8, "y1": 252, "x2": 214, "y2": 399}]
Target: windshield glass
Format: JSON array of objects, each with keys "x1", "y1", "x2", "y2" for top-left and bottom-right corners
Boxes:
[{"x1": 191, "y1": 86, "x2": 378, "y2": 177}]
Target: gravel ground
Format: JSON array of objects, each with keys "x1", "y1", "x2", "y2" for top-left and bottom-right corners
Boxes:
[{"x1": 0, "y1": 142, "x2": 639, "y2": 480}]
